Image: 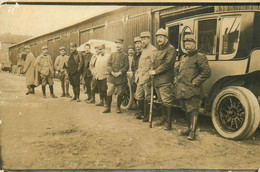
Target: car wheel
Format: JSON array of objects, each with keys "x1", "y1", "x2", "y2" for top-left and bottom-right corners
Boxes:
[
  {"x1": 212, "y1": 86, "x2": 260, "y2": 140},
  {"x1": 121, "y1": 78, "x2": 134, "y2": 110}
]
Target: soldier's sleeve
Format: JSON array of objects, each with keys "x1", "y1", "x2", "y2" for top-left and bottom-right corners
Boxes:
[
  {"x1": 23, "y1": 54, "x2": 32, "y2": 73},
  {"x1": 54, "y1": 56, "x2": 60, "y2": 71},
  {"x1": 155, "y1": 46, "x2": 177, "y2": 75},
  {"x1": 107, "y1": 54, "x2": 113, "y2": 73},
  {"x1": 120, "y1": 54, "x2": 129, "y2": 75},
  {"x1": 192, "y1": 54, "x2": 211, "y2": 86},
  {"x1": 78, "y1": 53, "x2": 83, "y2": 72},
  {"x1": 34, "y1": 55, "x2": 42, "y2": 72}
]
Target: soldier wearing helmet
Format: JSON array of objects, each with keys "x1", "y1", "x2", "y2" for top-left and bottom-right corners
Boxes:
[
  {"x1": 175, "y1": 34, "x2": 211, "y2": 140},
  {"x1": 149, "y1": 28, "x2": 177, "y2": 130}
]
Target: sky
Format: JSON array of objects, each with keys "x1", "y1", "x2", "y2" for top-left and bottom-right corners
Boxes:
[{"x1": 0, "y1": 4, "x2": 122, "y2": 37}]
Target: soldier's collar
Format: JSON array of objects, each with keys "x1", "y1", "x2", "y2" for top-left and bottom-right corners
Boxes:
[
  {"x1": 158, "y1": 42, "x2": 169, "y2": 50},
  {"x1": 187, "y1": 50, "x2": 198, "y2": 57}
]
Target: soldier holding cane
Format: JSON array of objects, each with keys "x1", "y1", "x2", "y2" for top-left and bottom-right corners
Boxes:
[{"x1": 149, "y1": 28, "x2": 177, "y2": 130}]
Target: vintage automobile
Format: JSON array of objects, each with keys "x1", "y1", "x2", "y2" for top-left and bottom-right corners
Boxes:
[{"x1": 163, "y1": 11, "x2": 260, "y2": 140}]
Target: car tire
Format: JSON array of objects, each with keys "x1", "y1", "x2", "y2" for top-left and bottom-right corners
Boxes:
[
  {"x1": 212, "y1": 86, "x2": 260, "y2": 140},
  {"x1": 121, "y1": 77, "x2": 134, "y2": 110}
]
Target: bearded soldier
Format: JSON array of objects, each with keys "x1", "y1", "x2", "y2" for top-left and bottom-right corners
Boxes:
[
  {"x1": 54, "y1": 46, "x2": 71, "y2": 98},
  {"x1": 175, "y1": 35, "x2": 211, "y2": 140},
  {"x1": 149, "y1": 28, "x2": 177, "y2": 130},
  {"x1": 103, "y1": 39, "x2": 129, "y2": 113},
  {"x1": 135, "y1": 31, "x2": 157, "y2": 121},
  {"x1": 67, "y1": 42, "x2": 83, "y2": 102},
  {"x1": 35, "y1": 46, "x2": 57, "y2": 98}
]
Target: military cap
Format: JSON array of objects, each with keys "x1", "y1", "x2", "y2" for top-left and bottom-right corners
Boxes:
[
  {"x1": 156, "y1": 28, "x2": 168, "y2": 37},
  {"x1": 59, "y1": 46, "x2": 65, "y2": 51},
  {"x1": 42, "y1": 45, "x2": 48, "y2": 50},
  {"x1": 70, "y1": 42, "x2": 77, "y2": 47},
  {"x1": 184, "y1": 35, "x2": 196, "y2": 42},
  {"x1": 24, "y1": 45, "x2": 31, "y2": 49},
  {"x1": 140, "y1": 31, "x2": 151, "y2": 38},
  {"x1": 115, "y1": 39, "x2": 124, "y2": 44},
  {"x1": 134, "y1": 36, "x2": 141, "y2": 43},
  {"x1": 128, "y1": 45, "x2": 134, "y2": 50}
]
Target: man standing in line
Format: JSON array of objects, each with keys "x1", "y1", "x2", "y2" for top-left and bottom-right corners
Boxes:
[
  {"x1": 35, "y1": 46, "x2": 57, "y2": 98},
  {"x1": 103, "y1": 39, "x2": 129, "y2": 113},
  {"x1": 93, "y1": 44, "x2": 109, "y2": 106},
  {"x1": 23, "y1": 45, "x2": 36, "y2": 95},
  {"x1": 149, "y1": 28, "x2": 177, "y2": 130},
  {"x1": 67, "y1": 42, "x2": 83, "y2": 102},
  {"x1": 81, "y1": 43, "x2": 93, "y2": 101},
  {"x1": 135, "y1": 31, "x2": 157, "y2": 121},
  {"x1": 175, "y1": 35, "x2": 211, "y2": 140},
  {"x1": 54, "y1": 46, "x2": 71, "y2": 98}
]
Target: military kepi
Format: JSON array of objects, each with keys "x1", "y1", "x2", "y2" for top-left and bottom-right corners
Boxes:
[
  {"x1": 156, "y1": 28, "x2": 168, "y2": 37},
  {"x1": 184, "y1": 35, "x2": 196, "y2": 42},
  {"x1": 59, "y1": 46, "x2": 65, "y2": 51},
  {"x1": 128, "y1": 45, "x2": 134, "y2": 50},
  {"x1": 42, "y1": 45, "x2": 48, "y2": 50},
  {"x1": 140, "y1": 31, "x2": 151, "y2": 38},
  {"x1": 70, "y1": 42, "x2": 77, "y2": 47},
  {"x1": 134, "y1": 36, "x2": 141, "y2": 43},
  {"x1": 115, "y1": 39, "x2": 124, "y2": 44}
]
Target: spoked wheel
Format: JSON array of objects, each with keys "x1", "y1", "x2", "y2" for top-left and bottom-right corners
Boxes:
[
  {"x1": 212, "y1": 86, "x2": 260, "y2": 140},
  {"x1": 121, "y1": 78, "x2": 134, "y2": 110}
]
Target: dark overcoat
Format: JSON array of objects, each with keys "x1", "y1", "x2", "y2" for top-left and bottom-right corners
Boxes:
[
  {"x1": 175, "y1": 50, "x2": 211, "y2": 99},
  {"x1": 153, "y1": 42, "x2": 176, "y2": 87},
  {"x1": 81, "y1": 52, "x2": 93, "y2": 78},
  {"x1": 107, "y1": 51, "x2": 129, "y2": 85}
]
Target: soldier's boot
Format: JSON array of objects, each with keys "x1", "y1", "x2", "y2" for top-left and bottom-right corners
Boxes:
[
  {"x1": 103, "y1": 96, "x2": 112, "y2": 113},
  {"x1": 31, "y1": 85, "x2": 35, "y2": 94},
  {"x1": 180, "y1": 112, "x2": 191, "y2": 136},
  {"x1": 136, "y1": 100, "x2": 144, "y2": 120},
  {"x1": 26, "y1": 86, "x2": 31, "y2": 95},
  {"x1": 49, "y1": 85, "x2": 57, "y2": 98},
  {"x1": 65, "y1": 82, "x2": 72, "y2": 98},
  {"x1": 42, "y1": 86, "x2": 46, "y2": 98},
  {"x1": 61, "y1": 82, "x2": 65, "y2": 97},
  {"x1": 96, "y1": 93, "x2": 104, "y2": 106},
  {"x1": 116, "y1": 95, "x2": 122, "y2": 114},
  {"x1": 165, "y1": 106, "x2": 173, "y2": 131},
  {"x1": 86, "y1": 92, "x2": 91, "y2": 101},
  {"x1": 188, "y1": 112, "x2": 198, "y2": 141},
  {"x1": 154, "y1": 106, "x2": 167, "y2": 126},
  {"x1": 71, "y1": 87, "x2": 77, "y2": 101},
  {"x1": 86, "y1": 91, "x2": 95, "y2": 104},
  {"x1": 76, "y1": 86, "x2": 80, "y2": 102},
  {"x1": 142, "y1": 100, "x2": 150, "y2": 122},
  {"x1": 104, "y1": 94, "x2": 108, "y2": 107}
]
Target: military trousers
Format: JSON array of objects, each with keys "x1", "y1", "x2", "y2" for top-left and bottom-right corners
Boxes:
[
  {"x1": 179, "y1": 96, "x2": 201, "y2": 113},
  {"x1": 40, "y1": 74, "x2": 54, "y2": 86},
  {"x1": 107, "y1": 82, "x2": 123, "y2": 97},
  {"x1": 155, "y1": 83, "x2": 175, "y2": 106},
  {"x1": 135, "y1": 82, "x2": 151, "y2": 101}
]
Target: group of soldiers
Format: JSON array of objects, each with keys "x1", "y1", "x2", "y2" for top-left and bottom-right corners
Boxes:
[{"x1": 21, "y1": 28, "x2": 211, "y2": 141}]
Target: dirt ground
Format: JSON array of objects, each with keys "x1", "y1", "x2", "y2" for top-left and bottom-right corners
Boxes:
[{"x1": 0, "y1": 72, "x2": 259, "y2": 170}]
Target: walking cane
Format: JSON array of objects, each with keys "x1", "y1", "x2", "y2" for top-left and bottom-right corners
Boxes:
[{"x1": 149, "y1": 75, "x2": 154, "y2": 128}]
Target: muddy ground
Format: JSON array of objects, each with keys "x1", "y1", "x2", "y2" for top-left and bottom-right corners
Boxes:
[{"x1": 0, "y1": 72, "x2": 259, "y2": 170}]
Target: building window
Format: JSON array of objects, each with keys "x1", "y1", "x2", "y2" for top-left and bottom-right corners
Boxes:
[
  {"x1": 219, "y1": 16, "x2": 241, "y2": 60},
  {"x1": 197, "y1": 19, "x2": 217, "y2": 57}
]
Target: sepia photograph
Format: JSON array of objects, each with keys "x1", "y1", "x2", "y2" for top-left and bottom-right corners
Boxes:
[{"x1": 0, "y1": 2, "x2": 260, "y2": 170}]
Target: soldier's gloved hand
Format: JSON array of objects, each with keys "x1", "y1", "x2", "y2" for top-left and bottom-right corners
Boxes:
[
  {"x1": 149, "y1": 70, "x2": 156, "y2": 76},
  {"x1": 114, "y1": 71, "x2": 122, "y2": 77},
  {"x1": 127, "y1": 71, "x2": 133, "y2": 78}
]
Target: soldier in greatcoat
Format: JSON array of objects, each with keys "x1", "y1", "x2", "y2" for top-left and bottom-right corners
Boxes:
[
  {"x1": 54, "y1": 46, "x2": 71, "y2": 98},
  {"x1": 149, "y1": 28, "x2": 177, "y2": 130},
  {"x1": 81, "y1": 43, "x2": 93, "y2": 101},
  {"x1": 135, "y1": 31, "x2": 157, "y2": 121},
  {"x1": 67, "y1": 42, "x2": 83, "y2": 102},
  {"x1": 175, "y1": 35, "x2": 211, "y2": 140},
  {"x1": 35, "y1": 46, "x2": 57, "y2": 98},
  {"x1": 103, "y1": 39, "x2": 129, "y2": 113},
  {"x1": 23, "y1": 45, "x2": 36, "y2": 95}
]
